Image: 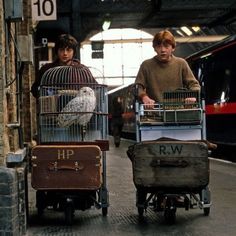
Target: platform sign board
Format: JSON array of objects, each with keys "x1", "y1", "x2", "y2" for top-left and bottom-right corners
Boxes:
[{"x1": 31, "y1": 0, "x2": 57, "y2": 21}]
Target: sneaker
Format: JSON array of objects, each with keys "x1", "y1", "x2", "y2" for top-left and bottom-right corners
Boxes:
[{"x1": 176, "y1": 196, "x2": 185, "y2": 204}]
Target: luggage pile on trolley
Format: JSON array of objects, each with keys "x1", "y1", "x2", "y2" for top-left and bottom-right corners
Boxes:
[
  {"x1": 30, "y1": 66, "x2": 109, "y2": 224},
  {"x1": 127, "y1": 88, "x2": 213, "y2": 223}
]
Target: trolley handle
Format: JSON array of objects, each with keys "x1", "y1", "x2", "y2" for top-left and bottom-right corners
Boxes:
[{"x1": 139, "y1": 103, "x2": 162, "y2": 115}]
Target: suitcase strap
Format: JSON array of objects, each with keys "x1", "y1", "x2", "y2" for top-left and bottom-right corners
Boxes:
[
  {"x1": 48, "y1": 161, "x2": 84, "y2": 171},
  {"x1": 150, "y1": 159, "x2": 188, "y2": 168}
]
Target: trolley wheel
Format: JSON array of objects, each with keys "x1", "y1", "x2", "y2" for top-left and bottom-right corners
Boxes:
[
  {"x1": 203, "y1": 207, "x2": 210, "y2": 216},
  {"x1": 136, "y1": 189, "x2": 146, "y2": 217},
  {"x1": 36, "y1": 191, "x2": 46, "y2": 217},
  {"x1": 53, "y1": 202, "x2": 58, "y2": 211},
  {"x1": 136, "y1": 189, "x2": 146, "y2": 205},
  {"x1": 164, "y1": 208, "x2": 176, "y2": 224},
  {"x1": 37, "y1": 207, "x2": 44, "y2": 217},
  {"x1": 65, "y1": 204, "x2": 74, "y2": 225},
  {"x1": 201, "y1": 186, "x2": 211, "y2": 216},
  {"x1": 138, "y1": 207, "x2": 144, "y2": 217},
  {"x1": 102, "y1": 207, "x2": 108, "y2": 216}
]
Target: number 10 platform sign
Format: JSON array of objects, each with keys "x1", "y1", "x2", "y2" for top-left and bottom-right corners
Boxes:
[{"x1": 31, "y1": 0, "x2": 57, "y2": 21}]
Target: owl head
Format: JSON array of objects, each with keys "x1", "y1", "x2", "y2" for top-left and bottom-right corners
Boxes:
[{"x1": 78, "y1": 86, "x2": 95, "y2": 97}]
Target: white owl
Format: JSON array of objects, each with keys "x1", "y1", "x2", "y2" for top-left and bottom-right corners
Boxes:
[{"x1": 57, "y1": 87, "x2": 96, "y2": 127}]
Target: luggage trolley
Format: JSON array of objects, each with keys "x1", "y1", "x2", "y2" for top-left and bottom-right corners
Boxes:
[
  {"x1": 128, "y1": 87, "x2": 211, "y2": 223},
  {"x1": 30, "y1": 66, "x2": 109, "y2": 224}
]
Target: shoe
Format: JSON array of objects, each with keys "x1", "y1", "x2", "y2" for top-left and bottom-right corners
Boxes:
[
  {"x1": 115, "y1": 142, "x2": 120, "y2": 147},
  {"x1": 176, "y1": 196, "x2": 185, "y2": 204}
]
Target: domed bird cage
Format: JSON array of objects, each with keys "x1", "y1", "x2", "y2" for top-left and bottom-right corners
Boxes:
[{"x1": 37, "y1": 65, "x2": 108, "y2": 143}]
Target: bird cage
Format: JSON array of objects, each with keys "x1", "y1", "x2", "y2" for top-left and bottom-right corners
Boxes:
[
  {"x1": 139, "y1": 90, "x2": 202, "y2": 125},
  {"x1": 38, "y1": 66, "x2": 108, "y2": 143},
  {"x1": 162, "y1": 90, "x2": 202, "y2": 123}
]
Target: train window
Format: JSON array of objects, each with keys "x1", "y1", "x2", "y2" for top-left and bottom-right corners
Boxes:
[{"x1": 189, "y1": 43, "x2": 236, "y2": 104}]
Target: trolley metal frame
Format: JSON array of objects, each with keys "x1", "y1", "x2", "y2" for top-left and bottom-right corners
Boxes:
[
  {"x1": 133, "y1": 89, "x2": 211, "y2": 223},
  {"x1": 31, "y1": 66, "x2": 109, "y2": 224}
]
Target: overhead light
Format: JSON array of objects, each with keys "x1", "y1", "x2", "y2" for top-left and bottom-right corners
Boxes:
[
  {"x1": 181, "y1": 26, "x2": 193, "y2": 36},
  {"x1": 102, "y1": 20, "x2": 111, "y2": 31},
  {"x1": 176, "y1": 30, "x2": 185, "y2": 37},
  {"x1": 200, "y1": 52, "x2": 212, "y2": 59},
  {"x1": 192, "y1": 26, "x2": 201, "y2": 32}
]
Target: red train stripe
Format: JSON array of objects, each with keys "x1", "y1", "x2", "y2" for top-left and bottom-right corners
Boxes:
[{"x1": 206, "y1": 102, "x2": 236, "y2": 115}]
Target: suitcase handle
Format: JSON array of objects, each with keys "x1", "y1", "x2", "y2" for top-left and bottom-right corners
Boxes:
[
  {"x1": 150, "y1": 159, "x2": 188, "y2": 168},
  {"x1": 48, "y1": 162, "x2": 84, "y2": 171}
]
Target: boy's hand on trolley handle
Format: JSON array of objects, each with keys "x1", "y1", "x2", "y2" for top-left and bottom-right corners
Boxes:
[
  {"x1": 141, "y1": 95, "x2": 197, "y2": 109},
  {"x1": 142, "y1": 95, "x2": 155, "y2": 109},
  {"x1": 185, "y1": 97, "x2": 197, "y2": 104}
]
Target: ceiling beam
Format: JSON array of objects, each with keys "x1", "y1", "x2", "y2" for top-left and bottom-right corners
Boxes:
[{"x1": 81, "y1": 35, "x2": 228, "y2": 46}]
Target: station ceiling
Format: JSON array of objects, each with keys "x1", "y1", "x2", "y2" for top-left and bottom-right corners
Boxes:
[{"x1": 35, "y1": 0, "x2": 236, "y2": 54}]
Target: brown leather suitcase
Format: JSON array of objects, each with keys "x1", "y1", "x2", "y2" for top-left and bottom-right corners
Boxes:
[
  {"x1": 129, "y1": 140, "x2": 209, "y2": 190},
  {"x1": 31, "y1": 145, "x2": 102, "y2": 190}
]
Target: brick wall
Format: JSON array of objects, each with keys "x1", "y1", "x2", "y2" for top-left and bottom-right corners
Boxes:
[
  {"x1": 0, "y1": 166, "x2": 27, "y2": 235},
  {"x1": 0, "y1": 0, "x2": 6, "y2": 165},
  {"x1": 0, "y1": 162, "x2": 28, "y2": 236},
  {"x1": 0, "y1": 0, "x2": 35, "y2": 235}
]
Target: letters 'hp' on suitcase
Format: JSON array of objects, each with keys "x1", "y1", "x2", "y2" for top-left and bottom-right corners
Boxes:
[
  {"x1": 131, "y1": 141, "x2": 209, "y2": 190},
  {"x1": 31, "y1": 145, "x2": 102, "y2": 190}
]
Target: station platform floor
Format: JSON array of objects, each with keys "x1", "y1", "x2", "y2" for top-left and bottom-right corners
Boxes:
[{"x1": 26, "y1": 137, "x2": 236, "y2": 236}]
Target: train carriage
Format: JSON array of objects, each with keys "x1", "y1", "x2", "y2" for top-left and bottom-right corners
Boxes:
[
  {"x1": 186, "y1": 35, "x2": 236, "y2": 149},
  {"x1": 109, "y1": 35, "x2": 236, "y2": 161},
  {"x1": 31, "y1": 66, "x2": 109, "y2": 224}
]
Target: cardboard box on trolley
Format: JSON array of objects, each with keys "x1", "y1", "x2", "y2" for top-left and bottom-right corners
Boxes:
[
  {"x1": 128, "y1": 139, "x2": 209, "y2": 191},
  {"x1": 31, "y1": 145, "x2": 102, "y2": 190}
]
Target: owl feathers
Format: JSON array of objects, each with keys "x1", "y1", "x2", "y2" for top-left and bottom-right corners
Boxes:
[{"x1": 57, "y1": 87, "x2": 96, "y2": 127}]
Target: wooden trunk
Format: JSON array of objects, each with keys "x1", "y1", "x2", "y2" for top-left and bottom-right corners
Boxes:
[
  {"x1": 31, "y1": 145, "x2": 102, "y2": 190},
  {"x1": 131, "y1": 140, "x2": 209, "y2": 190}
]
